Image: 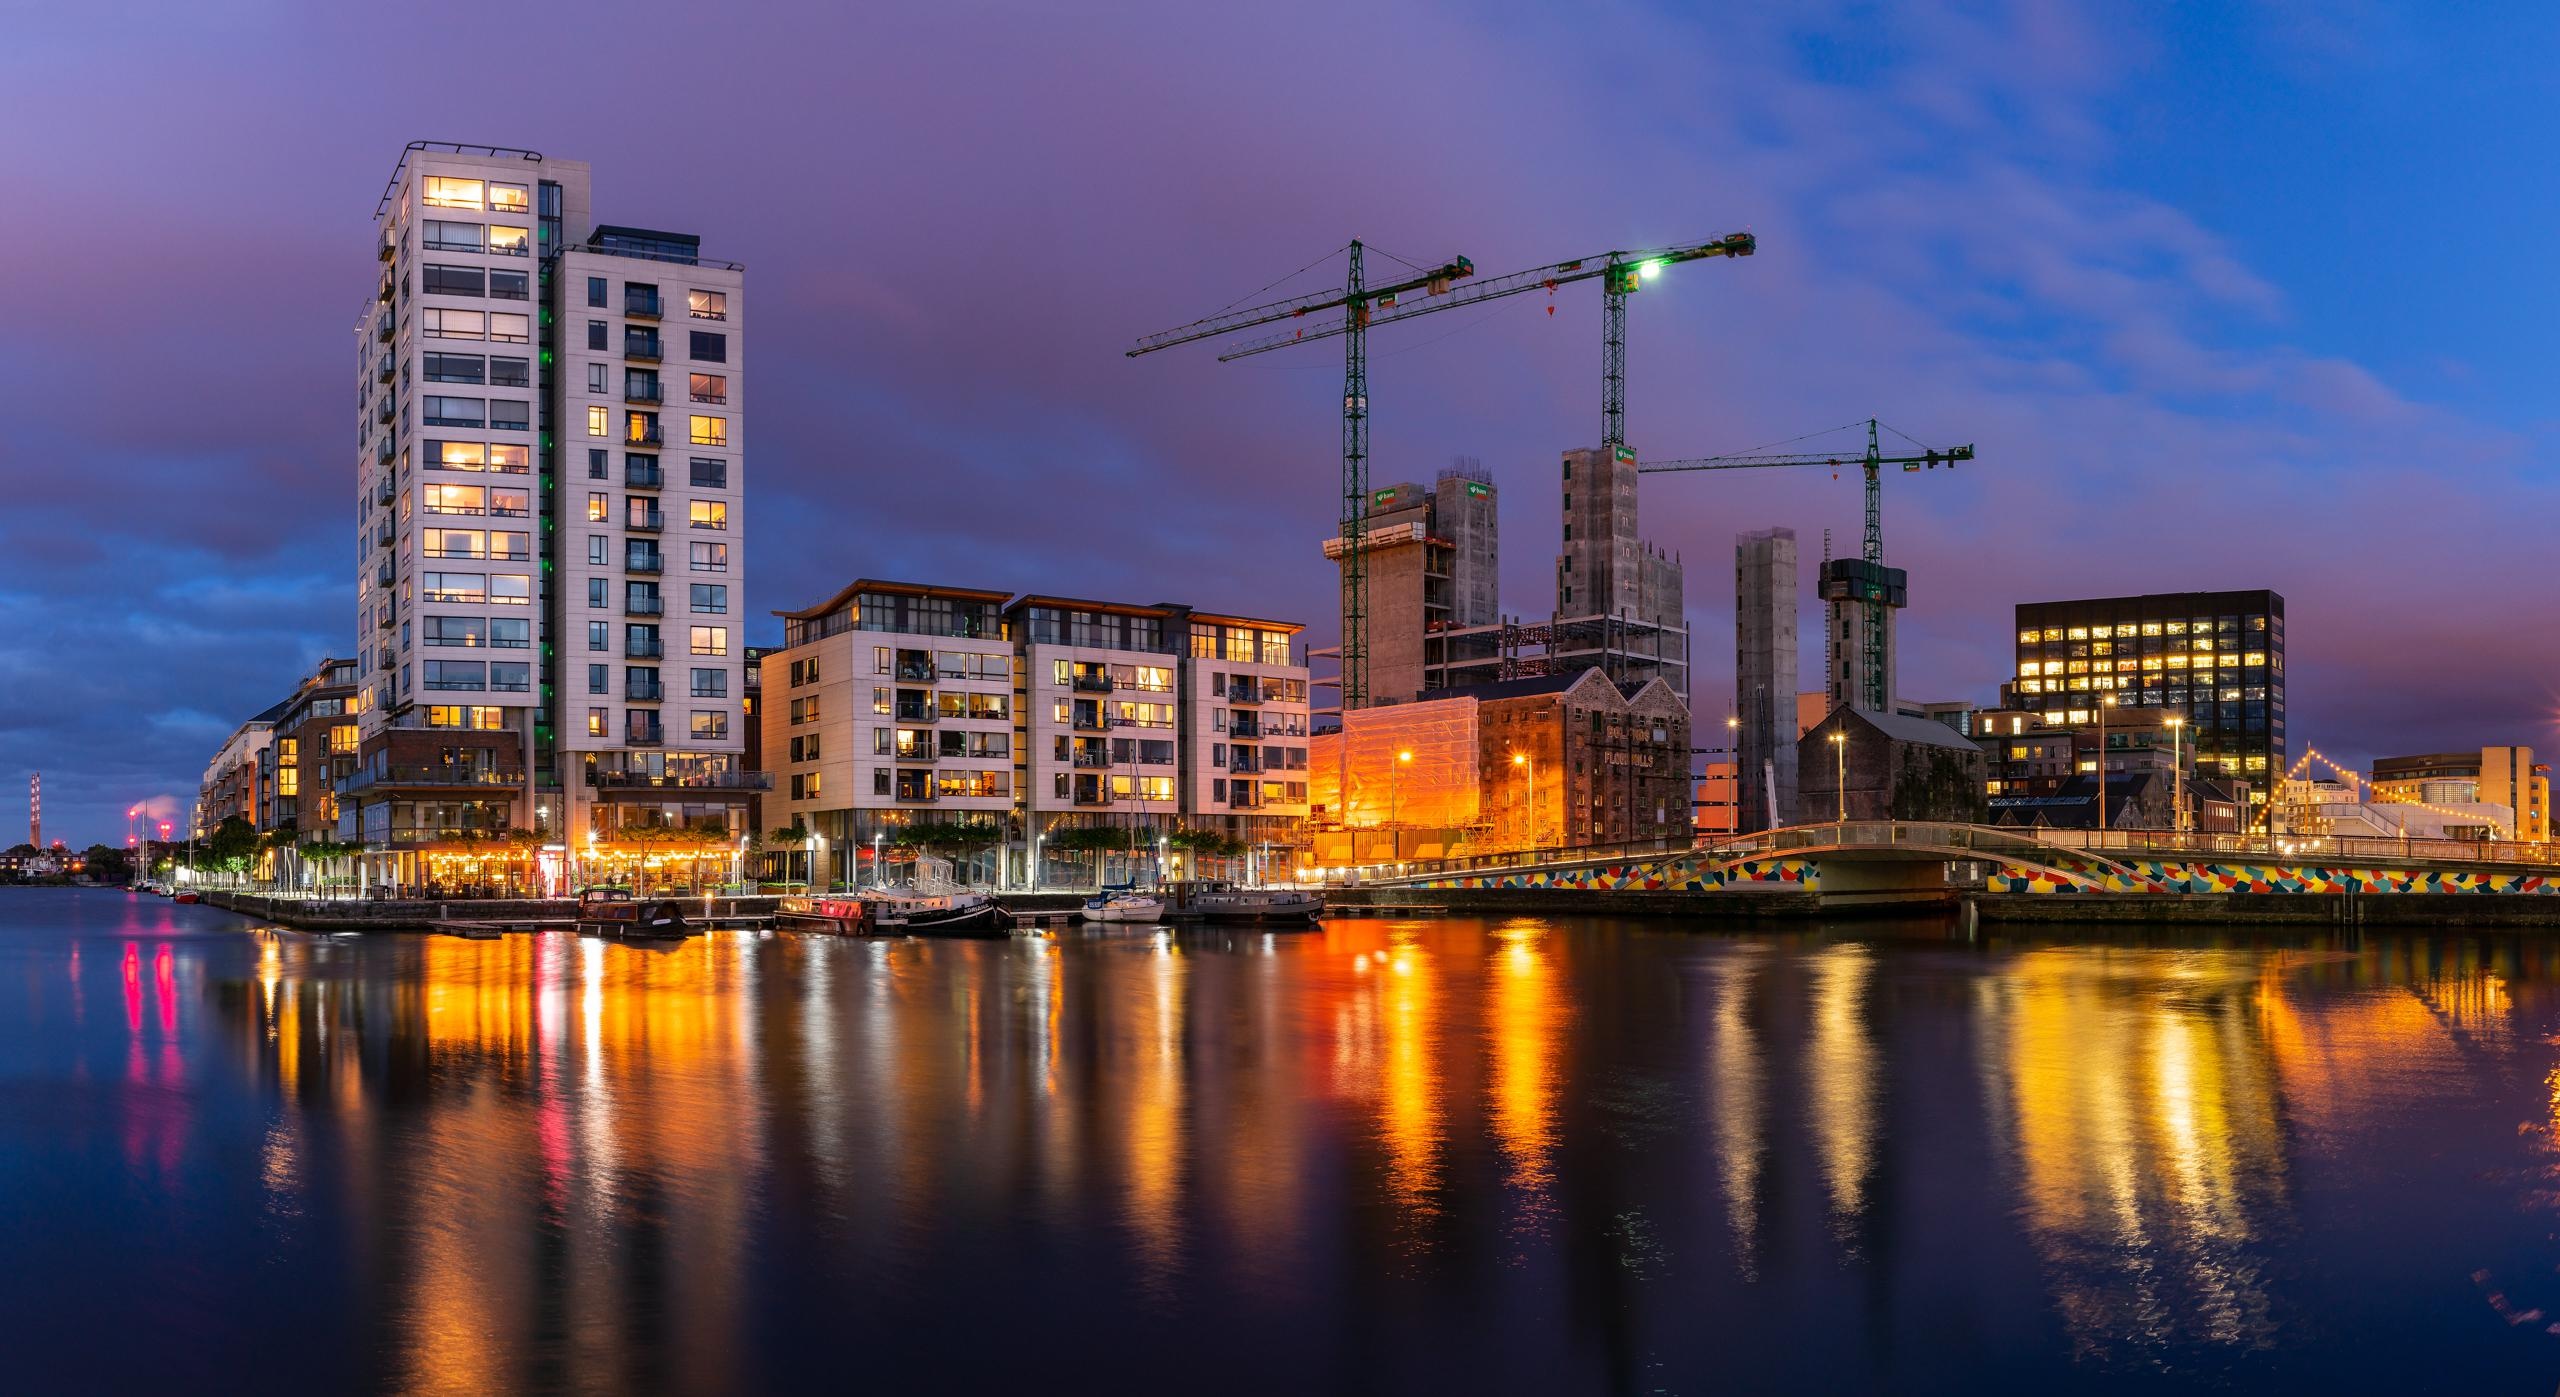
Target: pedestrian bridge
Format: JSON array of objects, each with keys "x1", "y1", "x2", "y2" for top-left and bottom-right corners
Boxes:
[{"x1": 1362, "y1": 821, "x2": 2560, "y2": 902}]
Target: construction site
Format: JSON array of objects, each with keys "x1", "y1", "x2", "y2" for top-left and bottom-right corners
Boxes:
[{"x1": 1131, "y1": 233, "x2": 1975, "y2": 869}]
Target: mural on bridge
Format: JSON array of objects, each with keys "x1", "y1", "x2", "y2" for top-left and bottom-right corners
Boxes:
[
  {"x1": 1410, "y1": 855, "x2": 1819, "y2": 893},
  {"x1": 1989, "y1": 861, "x2": 2560, "y2": 896}
]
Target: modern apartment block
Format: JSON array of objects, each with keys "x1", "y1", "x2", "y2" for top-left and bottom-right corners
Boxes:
[
  {"x1": 198, "y1": 700, "x2": 287, "y2": 835},
  {"x1": 350, "y1": 142, "x2": 757, "y2": 887},
  {"x1": 2007, "y1": 590, "x2": 2285, "y2": 824},
  {"x1": 760, "y1": 581, "x2": 1310, "y2": 886},
  {"x1": 1734, "y1": 526, "x2": 1799, "y2": 831},
  {"x1": 263, "y1": 658, "x2": 362, "y2": 842}
]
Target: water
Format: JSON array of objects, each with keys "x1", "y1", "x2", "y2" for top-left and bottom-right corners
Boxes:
[{"x1": 6, "y1": 887, "x2": 2559, "y2": 1393}]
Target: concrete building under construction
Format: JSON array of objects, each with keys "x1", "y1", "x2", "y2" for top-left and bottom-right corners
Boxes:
[
  {"x1": 1319, "y1": 464, "x2": 1501, "y2": 707},
  {"x1": 1554, "y1": 444, "x2": 1688, "y2": 700},
  {"x1": 1734, "y1": 526, "x2": 1799, "y2": 831}
]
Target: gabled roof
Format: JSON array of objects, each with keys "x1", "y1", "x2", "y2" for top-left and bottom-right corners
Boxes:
[{"x1": 1834, "y1": 706, "x2": 1982, "y2": 752}]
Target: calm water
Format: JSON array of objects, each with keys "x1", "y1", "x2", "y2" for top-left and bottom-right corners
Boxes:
[{"x1": 6, "y1": 889, "x2": 2560, "y2": 1393}]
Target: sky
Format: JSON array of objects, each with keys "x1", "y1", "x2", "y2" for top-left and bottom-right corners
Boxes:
[{"x1": 2, "y1": 1, "x2": 2555, "y2": 846}]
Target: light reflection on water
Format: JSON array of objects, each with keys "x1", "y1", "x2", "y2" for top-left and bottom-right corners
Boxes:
[{"x1": 11, "y1": 889, "x2": 2560, "y2": 1392}]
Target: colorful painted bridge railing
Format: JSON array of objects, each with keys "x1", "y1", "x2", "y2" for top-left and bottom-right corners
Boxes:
[{"x1": 1373, "y1": 822, "x2": 2560, "y2": 897}]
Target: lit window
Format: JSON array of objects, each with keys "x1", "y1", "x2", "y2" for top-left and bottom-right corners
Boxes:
[
  {"x1": 2091, "y1": 625, "x2": 2113, "y2": 638},
  {"x1": 689, "y1": 541, "x2": 729, "y2": 572},
  {"x1": 487, "y1": 182, "x2": 530, "y2": 213},
  {"x1": 588, "y1": 708, "x2": 607, "y2": 737},
  {"x1": 587, "y1": 492, "x2": 609, "y2": 522},
  {"x1": 488, "y1": 313, "x2": 530, "y2": 343},
  {"x1": 587, "y1": 405, "x2": 608, "y2": 437},
  {"x1": 688, "y1": 289, "x2": 728, "y2": 320},
  {"x1": 422, "y1": 308, "x2": 486, "y2": 339},
  {"x1": 688, "y1": 500, "x2": 727, "y2": 531},
  {"x1": 2066, "y1": 627, "x2": 2088, "y2": 641},
  {"x1": 688, "y1": 372, "x2": 727, "y2": 404},
  {"x1": 488, "y1": 444, "x2": 528, "y2": 473},
  {"x1": 689, "y1": 415, "x2": 727, "y2": 446},
  {"x1": 487, "y1": 225, "x2": 530, "y2": 256},
  {"x1": 690, "y1": 626, "x2": 728, "y2": 655},
  {"x1": 423, "y1": 176, "x2": 483, "y2": 210},
  {"x1": 692, "y1": 710, "x2": 730, "y2": 739}
]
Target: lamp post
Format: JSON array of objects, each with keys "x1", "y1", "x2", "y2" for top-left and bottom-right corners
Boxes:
[
  {"x1": 1390, "y1": 748, "x2": 1413, "y2": 830},
  {"x1": 809, "y1": 831, "x2": 827, "y2": 893},
  {"x1": 2166, "y1": 716, "x2": 2185, "y2": 835},
  {"x1": 1511, "y1": 751, "x2": 1537, "y2": 850},
  {"x1": 872, "y1": 832, "x2": 885, "y2": 890},
  {"x1": 1829, "y1": 731, "x2": 1847, "y2": 823},
  {"x1": 1724, "y1": 714, "x2": 1744, "y2": 834},
  {"x1": 2097, "y1": 694, "x2": 2115, "y2": 832},
  {"x1": 1032, "y1": 832, "x2": 1044, "y2": 890}
]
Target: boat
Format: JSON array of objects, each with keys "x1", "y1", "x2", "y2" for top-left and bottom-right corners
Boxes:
[
  {"x1": 1162, "y1": 880, "x2": 1323, "y2": 923},
  {"x1": 572, "y1": 886, "x2": 694, "y2": 940},
  {"x1": 172, "y1": 890, "x2": 201, "y2": 904},
  {"x1": 774, "y1": 894, "x2": 881, "y2": 935},
  {"x1": 1081, "y1": 889, "x2": 1165, "y2": 924},
  {"x1": 778, "y1": 857, "x2": 1006, "y2": 937}
]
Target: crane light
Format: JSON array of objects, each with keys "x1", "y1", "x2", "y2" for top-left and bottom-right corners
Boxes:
[{"x1": 1638, "y1": 259, "x2": 1665, "y2": 280}]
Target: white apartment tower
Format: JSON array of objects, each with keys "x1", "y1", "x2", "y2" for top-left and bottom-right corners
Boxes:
[{"x1": 352, "y1": 143, "x2": 756, "y2": 886}]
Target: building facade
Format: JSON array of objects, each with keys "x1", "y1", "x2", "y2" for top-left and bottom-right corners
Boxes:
[
  {"x1": 1734, "y1": 526, "x2": 1799, "y2": 831},
  {"x1": 1321, "y1": 466, "x2": 1501, "y2": 704},
  {"x1": 2008, "y1": 590, "x2": 2285, "y2": 827},
  {"x1": 1554, "y1": 445, "x2": 1688, "y2": 700},
  {"x1": 351, "y1": 142, "x2": 758, "y2": 889},
  {"x1": 759, "y1": 582, "x2": 1311, "y2": 887},
  {"x1": 2369, "y1": 746, "x2": 2549, "y2": 841}
]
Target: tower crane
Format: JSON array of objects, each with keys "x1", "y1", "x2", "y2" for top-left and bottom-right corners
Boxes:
[
  {"x1": 1642, "y1": 419, "x2": 1973, "y2": 713},
  {"x1": 1127, "y1": 243, "x2": 1475, "y2": 712}
]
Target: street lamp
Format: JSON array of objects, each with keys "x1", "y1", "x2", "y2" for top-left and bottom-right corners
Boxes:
[
  {"x1": 1510, "y1": 751, "x2": 1537, "y2": 849},
  {"x1": 2166, "y1": 716, "x2": 2186, "y2": 835},
  {"x1": 1829, "y1": 732, "x2": 1848, "y2": 823},
  {"x1": 872, "y1": 832, "x2": 884, "y2": 889},
  {"x1": 809, "y1": 831, "x2": 827, "y2": 893},
  {"x1": 1390, "y1": 749, "x2": 1413, "y2": 829},
  {"x1": 2097, "y1": 694, "x2": 2116, "y2": 832}
]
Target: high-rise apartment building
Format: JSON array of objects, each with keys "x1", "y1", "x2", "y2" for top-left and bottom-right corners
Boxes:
[
  {"x1": 2008, "y1": 590, "x2": 2284, "y2": 824},
  {"x1": 351, "y1": 143, "x2": 758, "y2": 888},
  {"x1": 1734, "y1": 526, "x2": 1799, "y2": 831}
]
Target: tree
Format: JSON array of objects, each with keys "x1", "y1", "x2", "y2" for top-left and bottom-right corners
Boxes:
[
  {"x1": 205, "y1": 816, "x2": 261, "y2": 881},
  {"x1": 769, "y1": 821, "x2": 810, "y2": 888},
  {"x1": 84, "y1": 843, "x2": 133, "y2": 885}
]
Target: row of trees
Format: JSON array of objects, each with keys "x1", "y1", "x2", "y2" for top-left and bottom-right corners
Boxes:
[{"x1": 760, "y1": 820, "x2": 1255, "y2": 887}]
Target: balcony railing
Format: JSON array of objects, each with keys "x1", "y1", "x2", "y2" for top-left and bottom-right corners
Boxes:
[
  {"x1": 375, "y1": 476, "x2": 395, "y2": 504},
  {"x1": 1072, "y1": 753, "x2": 1112, "y2": 769},
  {"x1": 892, "y1": 748, "x2": 937, "y2": 764},
  {"x1": 1071, "y1": 712, "x2": 1110, "y2": 732},
  {"x1": 624, "y1": 292, "x2": 662, "y2": 320},
  {"x1": 1073, "y1": 789, "x2": 1115, "y2": 807},
  {"x1": 1229, "y1": 792, "x2": 1263, "y2": 809},
  {"x1": 376, "y1": 314, "x2": 394, "y2": 342},
  {"x1": 624, "y1": 595, "x2": 664, "y2": 616},
  {"x1": 895, "y1": 663, "x2": 935, "y2": 682},
  {"x1": 625, "y1": 554, "x2": 663, "y2": 574},
  {"x1": 376, "y1": 437, "x2": 394, "y2": 464},
  {"x1": 626, "y1": 681, "x2": 665, "y2": 702},
  {"x1": 376, "y1": 353, "x2": 394, "y2": 383},
  {"x1": 627, "y1": 426, "x2": 664, "y2": 447},
  {"x1": 1230, "y1": 721, "x2": 1262, "y2": 740},
  {"x1": 624, "y1": 384, "x2": 663, "y2": 405},
  {"x1": 627, "y1": 640, "x2": 663, "y2": 659},
  {"x1": 624, "y1": 335, "x2": 662, "y2": 362},
  {"x1": 588, "y1": 769, "x2": 772, "y2": 791},
  {"x1": 1072, "y1": 675, "x2": 1114, "y2": 693},
  {"x1": 374, "y1": 562, "x2": 394, "y2": 588},
  {"x1": 626, "y1": 727, "x2": 664, "y2": 747},
  {"x1": 342, "y1": 765, "x2": 522, "y2": 795},
  {"x1": 377, "y1": 397, "x2": 396, "y2": 424},
  {"x1": 375, "y1": 608, "x2": 394, "y2": 631},
  {"x1": 626, "y1": 511, "x2": 664, "y2": 533},
  {"x1": 893, "y1": 706, "x2": 938, "y2": 724},
  {"x1": 374, "y1": 521, "x2": 395, "y2": 548},
  {"x1": 893, "y1": 787, "x2": 940, "y2": 804},
  {"x1": 626, "y1": 464, "x2": 664, "y2": 489}
]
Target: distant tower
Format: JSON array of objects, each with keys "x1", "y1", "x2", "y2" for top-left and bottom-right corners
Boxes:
[
  {"x1": 1734, "y1": 530, "x2": 1799, "y2": 830},
  {"x1": 27, "y1": 773, "x2": 37, "y2": 850}
]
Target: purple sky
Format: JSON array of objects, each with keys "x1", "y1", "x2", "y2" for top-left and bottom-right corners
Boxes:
[{"x1": 4, "y1": 3, "x2": 2556, "y2": 844}]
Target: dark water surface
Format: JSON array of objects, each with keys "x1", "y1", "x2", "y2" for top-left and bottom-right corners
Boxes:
[{"x1": 7, "y1": 887, "x2": 2560, "y2": 1394}]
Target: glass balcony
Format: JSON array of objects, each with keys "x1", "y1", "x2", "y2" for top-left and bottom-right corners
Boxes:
[
  {"x1": 625, "y1": 462, "x2": 663, "y2": 489},
  {"x1": 627, "y1": 680, "x2": 665, "y2": 702},
  {"x1": 626, "y1": 511, "x2": 664, "y2": 533},
  {"x1": 624, "y1": 595, "x2": 664, "y2": 616},
  {"x1": 625, "y1": 290, "x2": 661, "y2": 320}
]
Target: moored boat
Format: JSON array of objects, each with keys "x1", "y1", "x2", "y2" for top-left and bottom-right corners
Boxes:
[
  {"x1": 1162, "y1": 881, "x2": 1323, "y2": 923},
  {"x1": 1080, "y1": 890, "x2": 1165, "y2": 924},
  {"x1": 864, "y1": 886, "x2": 1007, "y2": 936},
  {"x1": 573, "y1": 886, "x2": 694, "y2": 940}
]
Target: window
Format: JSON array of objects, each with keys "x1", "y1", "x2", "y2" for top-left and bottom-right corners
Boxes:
[
  {"x1": 689, "y1": 457, "x2": 727, "y2": 489},
  {"x1": 422, "y1": 220, "x2": 484, "y2": 253},
  {"x1": 584, "y1": 362, "x2": 608, "y2": 395},
  {"x1": 423, "y1": 176, "x2": 483, "y2": 209},
  {"x1": 691, "y1": 669, "x2": 728, "y2": 698},
  {"x1": 688, "y1": 500, "x2": 727, "y2": 530},
  {"x1": 488, "y1": 270, "x2": 528, "y2": 301},
  {"x1": 424, "y1": 616, "x2": 487, "y2": 647},
  {"x1": 488, "y1": 399, "x2": 528, "y2": 432},
  {"x1": 588, "y1": 320, "x2": 608, "y2": 351},
  {"x1": 423, "y1": 527, "x2": 487, "y2": 559},
  {"x1": 489, "y1": 661, "x2": 530, "y2": 692},
  {"x1": 587, "y1": 621, "x2": 609, "y2": 651},
  {"x1": 487, "y1": 443, "x2": 527, "y2": 473},
  {"x1": 423, "y1": 264, "x2": 484, "y2": 298},
  {"x1": 489, "y1": 574, "x2": 530, "y2": 605},
  {"x1": 586, "y1": 492, "x2": 609, "y2": 522},
  {"x1": 423, "y1": 659, "x2": 485, "y2": 691},
  {"x1": 487, "y1": 182, "x2": 530, "y2": 214},
  {"x1": 688, "y1": 289, "x2": 728, "y2": 320},
  {"x1": 422, "y1": 395, "x2": 483, "y2": 428},
  {"x1": 625, "y1": 496, "x2": 657, "y2": 528},
  {"x1": 587, "y1": 448, "x2": 608, "y2": 480},
  {"x1": 488, "y1": 313, "x2": 529, "y2": 343},
  {"x1": 588, "y1": 663, "x2": 609, "y2": 695},
  {"x1": 689, "y1": 331, "x2": 727, "y2": 362},
  {"x1": 691, "y1": 710, "x2": 730, "y2": 740},
  {"x1": 487, "y1": 225, "x2": 530, "y2": 257},
  {"x1": 423, "y1": 356, "x2": 483, "y2": 388},
  {"x1": 588, "y1": 708, "x2": 607, "y2": 737},
  {"x1": 489, "y1": 356, "x2": 529, "y2": 388},
  {"x1": 788, "y1": 696, "x2": 819, "y2": 724},
  {"x1": 422, "y1": 307, "x2": 485, "y2": 339},
  {"x1": 688, "y1": 415, "x2": 727, "y2": 446},
  {"x1": 587, "y1": 405, "x2": 608, "y2": 438},
  {"x1": 627, "y1": 412, "x2": 658, "y2": 444},
  {"x1": 425, "y1": 705, "x2": 503, "y2": 731},
  {"x1": 690, "y1": 626, "x2": 728, "y2": 655},
  {"x1": 421, "y1": 572, "x2": 486, "y2": 603},
  {"x1": 627, "y1": 540, "x2": 662, "y2": 572},
  {"x1": 588, "y1": 535, "x2": 608, "y2": 566},
  {"x1": 689, "y1": 583, "x2": 728, "y2": 614},
  {"x1": 688, "y1": 541, "x2": 729, "y2": 571},
  {"x1": 689, "y1": 372, "x2": 727, "y2": 404},
  {"x1": 587, "y1": 277, "x2": 608, "y2": 308},
  {"x1": 424, "y1": 483, "x2": 484, "y2": 514},
  {"x1": 587, "y1": 578, "x2": 608, "y2": 609}
]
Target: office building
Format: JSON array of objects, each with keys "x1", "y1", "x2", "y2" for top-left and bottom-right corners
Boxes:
[
  {"x1": 350, "y1": 142, "x2": 759, "y2": 889},
  {"x1": 2370, "y1": 747, "x2": 2548, "y2": 840},
  {"x1": 2008, "y1": 590, "x2": 2285, "y2": 825},
  {"x1": 1319, "y1": 464, "x2": 1500, "y2": 705},
  {"x1": 1734, "y1": 526, "x2": 1799, "y2": 831},
  {"x1": 759, "y1": 581, "x2": 1311, "y2": 886}
]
